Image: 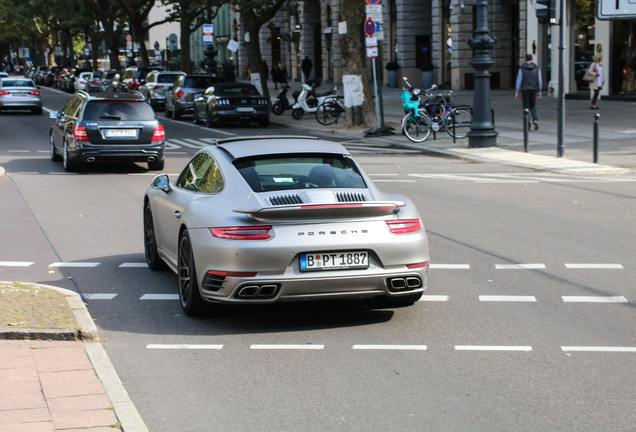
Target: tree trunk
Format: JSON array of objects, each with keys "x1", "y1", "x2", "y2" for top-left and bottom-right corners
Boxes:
[{"x1": 339, "y1": 0, "x2": 375, "y2": 128}]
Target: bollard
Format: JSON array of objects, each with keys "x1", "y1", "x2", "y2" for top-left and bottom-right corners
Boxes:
[
  {"x1": 523, "y1": 109, "x2": 529, "y2": 152},
  {"x1": 593, "y1": 113, "x2": 600, "y2": 163}
]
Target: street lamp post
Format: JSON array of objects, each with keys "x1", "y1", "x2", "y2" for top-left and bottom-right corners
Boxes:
[
  {"x1": 204, "y1": 0, "x2": 218, "y2": 75},
  {"x1": 467, "y1": 0, "x2": 498, "y2": 148}
]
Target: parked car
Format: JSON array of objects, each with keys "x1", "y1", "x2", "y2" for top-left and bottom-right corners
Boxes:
[
  {"x1": 49, "y1": 91, "x2": 165, "y2": 172},
  {"x1": 139, "y1": 70, "x2": 185, "y2": 110},
  {"x1": 99, "y1": 70, "x2": 123, "y2": 92},
  {"x1": 0, "y1": 72, "x2": 9, "y2": 79},
  {"x1": 119, "y1": 66, "x2": 162, "y2": 92},
  {"x1": 165, "y1": 74, "x2": 217, "y2": 120},
  {"x1": 85, "y1": 71, "x2": 103, "y2": 92},
  {"x1": 143, "y1": 136, "x2": 430, "y2": 316},
  {"x1": 0, "y1": 77, "x2": 42, "y2": 114},
  {"x1": 74, "y1": 71, "x2": 92, "y2": 92},
  {"x1": 193, "y1": 82, "x2": 270, "y2": 127}
]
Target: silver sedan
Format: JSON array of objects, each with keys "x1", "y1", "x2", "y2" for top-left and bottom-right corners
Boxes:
[
  {"x1": 0, "y1": 78, "x2": 42, "y2": 114},
  {"x1": 144, "y1": 136, "x2": 430, "y2": 315}
]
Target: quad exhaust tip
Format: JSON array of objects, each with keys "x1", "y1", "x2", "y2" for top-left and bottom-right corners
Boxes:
[
  {"x1": 388, "y1": 276, "x2": 422, "y2": 291},
  {"x1": 237, "y1": 284, "x2": 279, "y2": 299}
]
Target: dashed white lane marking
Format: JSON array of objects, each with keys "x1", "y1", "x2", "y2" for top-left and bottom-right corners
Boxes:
[
  {"x1": 455, "y1": 345, "x2": 533, "y2": 352},
  {"x1": 562, "y1": 296, "x2": 628, "y2": 303},
  {"x1": 119, "y1": 262, "x2": 149, "y2": 268},
  {"x1": 565, "y1": 263, "x2": 624, "y2": 269},
  {"x1": 0, "y1": 261, "x2": 34, "y2": 267},
  {"x1": 495, "y1": 263, "x2": 546, "y2": 270},
  {"x1": 49, "y1": 262, "x2": 99, "y2": 268},
  {"x1": 147, "y1": 344, "x2": 223, "y2": 350},
  {"x1": 429, "y1": 264, "x2": 470, "y2": 269},
  {"x1": 250, "y1": 344, "x2": 325, "y2": 350},
  {"x1": 7, "y1": 150, "x2": 30, "y2": 153},
  {"x1": 140, "y1": 294, "x2": 179, "y2": 300},
  {"x1": 419, "y1": 295, "x2": 450, "y2": 302},
  {"x1": 352, "y1": 345, "x2": 428, "y2": 351},
  {"x1": 84, "y1": 293, "x2": 118, "y2": 300},
  {"x1": 479, "y1": 295, "x2": 537, "y2": 302},
  {"x1": 561, "y1": 346, "x2": 636, "y2": 353}
]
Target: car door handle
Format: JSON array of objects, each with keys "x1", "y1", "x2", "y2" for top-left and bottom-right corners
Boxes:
[{"x1": 174, "y1": 211, "x2": 181, "y2": 218}]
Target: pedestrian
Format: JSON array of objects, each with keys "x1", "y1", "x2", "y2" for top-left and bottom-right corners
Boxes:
[
  {"x1": 301, "y1": 55, "x2": 312, "y2": 82},
  {"x1": 271, "y1": 62, "x2": 279, "y2": 89},
  {"x1": 276, "y1": 61, "x2": 287, "y2": 88},
  {"x1": 515, "y1": 53, "x2": 542, "y2": 130},
  {"x1": 588, "y1": 55, "x2": 604, "y2": 110}
]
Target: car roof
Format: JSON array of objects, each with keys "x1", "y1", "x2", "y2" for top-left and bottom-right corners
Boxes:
[
  {"x1": 216, "y1": 136, "x2": 350, "y2": 160},
  {"x1": 79, "y1": 91, "x2": 145, "y2": 101}
]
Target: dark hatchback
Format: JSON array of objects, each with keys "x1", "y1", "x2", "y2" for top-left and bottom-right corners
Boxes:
[
  {"x1": 49, "y1": 91, "x2": 165, "y2": 172},
  {"x1": 193, "y1": 82, "x2": 270, "y2": 127}
]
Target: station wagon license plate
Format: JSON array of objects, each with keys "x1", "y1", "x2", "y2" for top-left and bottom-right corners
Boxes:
[
  {"x1": 300, "y1": 251, "x2": 369, "y2": 272},
  {"x1": 104, "y1": 129, "x2": 137, "y2": 138}
]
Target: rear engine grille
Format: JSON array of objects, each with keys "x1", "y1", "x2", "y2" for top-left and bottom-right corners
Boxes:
[
  {"x1": 336, "y1": 192, "x2": 366, "y2": 202},
  {"x1": 203, "y1": 273, "x2": 225, "y2": 291},
  {"x1": 270, "y1": 194, "x2": 303, "y2": 205}
]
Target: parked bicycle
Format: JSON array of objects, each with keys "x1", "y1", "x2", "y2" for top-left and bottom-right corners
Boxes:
[
  {"x1": 400, "y1": 77, "x2": 472, "y2": 143},
  {"x1": 315, "y1": 95, "x2": 345, "y2": 125}
]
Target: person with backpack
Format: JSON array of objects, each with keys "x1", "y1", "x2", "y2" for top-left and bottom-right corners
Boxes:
[{"x1": 515, "y1": 53, "x2": 542, "y2": 130}]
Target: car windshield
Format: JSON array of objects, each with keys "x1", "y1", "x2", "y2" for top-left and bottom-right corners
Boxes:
[
  {"x1": 217, "y1": 85, "x2": 260, "y2": 96},
  {"x1": 2, "y1": 80, "x2": 35, "y2": 87},
  {"x1": 184, "y1": 77, "x2": 217, "y2": 88},
  {"x1": 83, "y1": 100, "x2": 156, "y2": 121},
  {"x1": 158, "y1": 74, "x2": 180, "y2": 84},
  {"x1": 234, "y1": 154, "x2": 367, "y2": 192}
]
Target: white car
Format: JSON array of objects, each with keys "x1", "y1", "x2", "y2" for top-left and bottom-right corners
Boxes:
[{"x1": 74, "y1": 72, "x2": 92, "y2": 92}]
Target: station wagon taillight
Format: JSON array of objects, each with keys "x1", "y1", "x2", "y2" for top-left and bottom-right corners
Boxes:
[
  {"x1": 72, "y1": 125, "x2": 89, "y2": 142},
  {"x1": 152, "y1": 125, "x2": 165, "y2": 141}
]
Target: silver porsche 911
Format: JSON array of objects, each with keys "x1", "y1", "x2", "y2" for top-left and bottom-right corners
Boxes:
[{"x1": 144, "y1": 136, "x2": 429, "y2": 315}]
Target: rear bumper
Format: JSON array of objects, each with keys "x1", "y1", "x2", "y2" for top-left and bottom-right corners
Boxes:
[{"x1": 68, "y1": 142, "x2": 165, "y2": 164}]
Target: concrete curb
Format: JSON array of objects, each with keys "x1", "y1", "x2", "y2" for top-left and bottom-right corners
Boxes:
[{"x1": 0, "y1": 281, "x2": 98, "y2": 341}]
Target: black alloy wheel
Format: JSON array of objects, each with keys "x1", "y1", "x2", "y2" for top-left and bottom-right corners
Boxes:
[
  {"x1": 178, "y1": 231, "x2": 205, "y2": 316},
  {"x1": 50, "y1": 134, "x2": 61, "y2": 161},
  {"x1": 62, "y1": 140, "x2": 78, "y2": 172},
  {"x1": 143, "y1": 202, "x2": 167, "y2": 270}
]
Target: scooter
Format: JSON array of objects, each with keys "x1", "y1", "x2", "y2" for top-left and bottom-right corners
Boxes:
[
  {"x1": 272, "y1": 82, "x2": 294, "y2": 115},
  {"x1": 291, "y1": 79, "x2": 337, "y2": 119}
]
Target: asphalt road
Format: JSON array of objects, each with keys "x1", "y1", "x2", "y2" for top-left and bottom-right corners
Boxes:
[{"x1": 1, "y1": 86, "x2": 635, "y2": 431}]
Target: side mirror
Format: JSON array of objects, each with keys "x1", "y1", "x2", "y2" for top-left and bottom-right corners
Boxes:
[{"x1": 151, "y1": 174, "x2": 171, "y2": 193}]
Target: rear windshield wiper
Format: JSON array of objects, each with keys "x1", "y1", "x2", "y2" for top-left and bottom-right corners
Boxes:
[{"x1": 99, "y1": 115, "x2": 122, "y2": 120}]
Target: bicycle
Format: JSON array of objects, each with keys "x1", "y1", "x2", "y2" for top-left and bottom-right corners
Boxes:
[{"x1": 315, "y1": 95, "x2": 345, "y2": 125}]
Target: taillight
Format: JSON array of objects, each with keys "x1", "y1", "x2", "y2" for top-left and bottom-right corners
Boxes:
[
  {"x1": 0, "y1": 91, "x2": 9, "y2": 95},
  {"x1": 207, "y1": 270, "x2": 257, "y2": 277},
  {"x1": 386, "y1": 219, "x2": 422, "y2": 234},
  {"x1": 210, "y1": 226, "x2": 272, "y2": 240},
  {"x1": 152, "y1": 125, "x2": 165, "y2": 141},
  {"x1": 131, "y1": 81, "x2": 141, "y2": 88},
  {"x1": 176, "y1": 90, "x2": 185, "y2": 99},
  {"x1": 407, "y1": 261, "x2": 429, "y2": 269},
  {"x1": 72, "y1": 125, "x2": 89, "y2": 142},
  {"x1": 29, "y1": 91, "x2": 40, "y2": 95}
]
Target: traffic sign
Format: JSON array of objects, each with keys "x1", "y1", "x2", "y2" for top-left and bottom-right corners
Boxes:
[
  {"x1": 203, "y1": 24, "x2": 214, "y2": 45},
  {"x1": 366, "y1": 0, "x2": 381, "y2": 4},
  {"x1": 168, "y1": 33, "x2": 178, "y2": 51},
  {"x1": 597, "y1": 0, "x2": 636, "y2": 19},
  {"x1": 364, "y1": 17, "x2": 375, "y2": 37}
]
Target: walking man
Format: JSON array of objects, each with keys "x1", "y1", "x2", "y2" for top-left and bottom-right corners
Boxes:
[
  {"x1": 301, "y1": 55, "x2": 312, "y2": 82},
  {"x1": 515, "y1": 54, "x2": 542, "y2": 130}
]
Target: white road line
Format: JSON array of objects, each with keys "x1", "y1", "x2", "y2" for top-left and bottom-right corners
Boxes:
[
  {"x1": 84, "y1": 293, "x2": 118, "y2": 300},
  {"x1": 455, "y1": 345, "x2": 533, "y2": 351},
  {"x1": 119, "y1": 262, "x2": 149, "y2": 268},
  {"x1": 140, "y1": 294, "x2": 179, "y2": 300},
  {"x1": 565, "y1": 263, "x2": 624, "y2": 269},
  {"x1": 0, "y1": 261, "x2": 34, "y2": 267},
  {"x1": 352, "y1": 345, "x2": 428, "y2": 350},
  {"x1": 561, "y1": 346, "x2": 636, "y2": 353},
  {"x1": 16, "y1": 172, "x2": 39, "y2": 175},
  {"x1": 419, "y1": 295, "x2": 449, "y2": 302},
  {"x1": 429, "y1": 264, "x2": 470, "y2": 269},
  {"x1": 7, "y1": 150, "x2": 30, "y2": 153},
  {"x1": 147, "y1": 344, "x2": 223, "y2": 350},
  {"x1": 49, "y1": 262, "x2": 99, "y2": 268},
  {"x1": 562, "y1": 296, "x2": 628, "y2": 303},
  {"x1": 495, "y1": 263, "x2": 546, "y2": 270},
  {"x1": 479, "y1": 295, "x2": 537, "y2": 302},
  {"x1": 250, "y1": 344, "x2": 324, "y2": 350}
]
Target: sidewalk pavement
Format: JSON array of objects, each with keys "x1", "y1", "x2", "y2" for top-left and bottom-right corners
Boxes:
[{"x1": 1, "y1": 79, "x2": 634, "y2": 432}]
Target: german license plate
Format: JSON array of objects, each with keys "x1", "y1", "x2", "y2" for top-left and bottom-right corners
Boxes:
[
  {"x1": 236, "y1": 107, "x2": 254, "y2": 112},
  {"x1": 300, "y1": 251, "x2": 369, "y2": 272},
  {"x1": 105, "y1": 129, "x2": 137, "y2": 138}
]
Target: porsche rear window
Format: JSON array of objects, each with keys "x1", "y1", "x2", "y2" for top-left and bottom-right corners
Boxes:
[
  {"x1": 83, "y1": 101, "x2": 155, "y2": 121},
  {"x1": 234, "y1": 155, "x2": 367, "y2": 192}
]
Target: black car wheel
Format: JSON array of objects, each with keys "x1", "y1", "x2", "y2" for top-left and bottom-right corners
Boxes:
[
  {"x1": 62, "y1": 140, "x2": 78, "y2": 172},
  {"x1": 144, "y1": 202, "x2": 167, "y2": 271},
  {"x1": 50, "y1": 135, "x2": 61, "y2": 162},
  {"x1": 178, "y1": 231, "x2": 205, "y2": 316}
]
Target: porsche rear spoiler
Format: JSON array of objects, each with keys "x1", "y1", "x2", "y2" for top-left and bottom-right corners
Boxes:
[{"x1": 234, "y1": 202, "x2": 405, "y2": 220}]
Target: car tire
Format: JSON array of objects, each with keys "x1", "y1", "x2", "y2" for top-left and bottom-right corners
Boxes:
[
  {"x1": 144, "y1": 202, "x2": 167, "y2": 271},
  {"x1": 178, "y1": 230, "x2": 206, "y2": 316},
  {"x1": 62, "y1": 140, "x2": 79, "y2": 172},
  {"x1": 50, "y1": 135, "x2": 62, "y2": 162},
  {"x1": 193, "y1": 108, "x2": 199, "y2": 124},
  {"x1": 165, "y1": 103, "x2": 173, "y2": 118},
  {"x1": 148, "y1": 158, "x2": 165, "y2": 171},
  {"x1": 173, "y1": 107, "x2": 181, "y2": 120}
]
